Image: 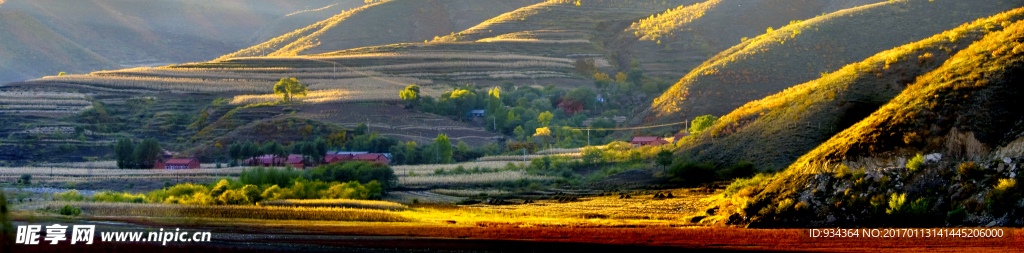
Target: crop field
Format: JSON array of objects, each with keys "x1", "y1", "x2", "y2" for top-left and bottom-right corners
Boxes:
[
  {"x1": 393, "y1": 161, "x2": 523, "y2": 176},
  {"x1": 428, "y1": 189, "x2": 512, "y2": 198},
  {"x1": 384, "y1": 191, "x2": 466, "y2": 204},
  {"x1": 259, "y1": 199, "x2": 407, "y2": 211},
  {"x1": 0, "y1": 167, "x2": 246, "y2": 177},
  {"x1": 297, "y1": 102, "x2": 501, "y2": 146},
  {"x1": 49, "y1": 202, "x2": 410, "y2": 222},
  {"x1": 399, "y1": 170, "x2": 556, "y2": 187},
  {"x1": 0, "y1": 91, "x2": 94, "y2": 117},
  {"x1": 475, "y1": 153, "x2": 581, "y2": 162}
]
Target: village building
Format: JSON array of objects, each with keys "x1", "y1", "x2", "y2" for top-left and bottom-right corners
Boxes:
[
  {"x1": 630, "y1": 136, "x2": 669, "y2": 147},
  {"x1": 154, "y1": 158, "x2": 201, "y2": 170}
]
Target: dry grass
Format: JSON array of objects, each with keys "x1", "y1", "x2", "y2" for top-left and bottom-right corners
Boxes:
[
  {"x1": 48, "y1": 202, "x2": 409, "y2": 222},
  {"x1": 428, "y1": 189, "x2": 512, "y2": 198},
  {"x1": 475, "y1": 153, "x2": 579, "y2": 162},
  {"x1": 259, "y1": 199, "x2": 406, "y2": 211}
]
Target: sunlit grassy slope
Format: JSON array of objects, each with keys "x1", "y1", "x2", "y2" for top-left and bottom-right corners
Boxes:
[
  {"x1": 752, "y1": 17, "x2": 1024, "y2": 211},
  {"x1": 221, "y1": 0, "x2": 543, "y2": 59},
  {"x1": 615, "y1": 0, "x2": 886, "y2": 79},
  {"x1": 673, "y1": 8, "x2": 1024, "y2": 171},
  {"x1": 0, "y1": 11, "x2": 119, "y2": 82},
  {"x1": 642, "y1": 0, "x2": 1022, "y2": 126}
]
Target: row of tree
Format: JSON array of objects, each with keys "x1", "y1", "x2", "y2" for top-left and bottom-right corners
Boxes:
[
  {"x1": 114, "y1": 138, "x2": 162, "y2": 169},
  {"x1": 226, "y1": 139, "x2": 329, "y2": 167}
]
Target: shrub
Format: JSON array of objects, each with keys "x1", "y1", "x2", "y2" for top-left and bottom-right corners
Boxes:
[
  {"x1": 957, "y1": 162, "x2": 983, "y2": 179},
  {"x1": 722, "y1": 161, "x2": 756, "y2": 179},
  {"x1": 58, "y1": 205, "x2": 81, "y2": 216},
  {"x1": 240, "y1": 167, "x2": 301, "y2": 187},
  {"x1": 906, "y1": 154, "x2": 924, "y2": 172},
  {"x1": 217, "y1": 190, "x2": 251, "y2": 205},
  {"x1": 667, "y1": 162, "x2": 717, "y2": 186},
  {"x1": 18, "y1": 174, "x2": 31, "y2": 185},
  {"x1": 92, "y1": 192, "x2": 146, "y2": 203},
  {"x1": 54, "y1": 191, "x2": 85, "y2": 202},
  {"x1": 986, "y1": 178, "x2": 1020, "y2": 215},
  {"x1": 305, "y1": 162, "x2": 398, "y2": 189},
  {"x1": 724, "y1": 173, "x2": 774, "y2": 197}
]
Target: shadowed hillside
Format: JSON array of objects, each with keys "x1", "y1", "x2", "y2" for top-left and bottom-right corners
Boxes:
[
  {"x1": 672, "y1": 8, "x2": 1024, "y2": 171},
  {"x1": 0, "y1": 11, "x2": 119, "y2": 82},
  {"x1": 640, "y1": 0, "x2": 1022, "y2": 127},
  {"x1": 614, "y1": 0, "x2": 886, "y2": 80},
  {"x1": 221, "y1": 0, "x2": 543, "y2": 59},
  {"x1": 0, "y1": 0, "x2": 340, "y2": 83}
]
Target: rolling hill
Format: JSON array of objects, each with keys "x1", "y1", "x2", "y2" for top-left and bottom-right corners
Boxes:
[
  {"x1": 672, "y1": 8, "x2": 1024, "y2": 171},
  {"x1": 0, "y1": 11, "x2": 119, "y2": 83},
  {"x1": 640, "y1": 0, "x2": 1023, "y2": 127},
  {"x1": 251, "y1": 0, "x2": 367, "y2": 44},
  {"x1": 220, "y1": 0, "x2": 544, "y2": 59},
  {"x1": 732, "y1": 16, "x2": 1024, "y2": 228},
  {"x1": 613, "y1": 0, "x2": 887, "y2": 80}
]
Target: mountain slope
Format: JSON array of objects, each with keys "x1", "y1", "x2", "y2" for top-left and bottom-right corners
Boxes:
[
  {"x1": 1, "y1": 0, "x2": 338, "y2": 65},
  {"x1": 251, "y1": 0, "x2": 366, "y2": 44},
  {"x1": 0, "y1": 11, "x2": 119, "y2": 82},
  {"x1": 641, "y1": 0, "x2": 1022, "y2": 126},
  {"x1": 732, "y1": 17, "x2": 1024, "y2": 228},
  {"x1": 672, "y1": 8, "x2": 1024, "y2": 171},
  {"x1": 221, "y1": 0, "x2": 543, "y2": 59},
  {"x1": 615, "y1": 0, "x2": 887, "y2": 79}
]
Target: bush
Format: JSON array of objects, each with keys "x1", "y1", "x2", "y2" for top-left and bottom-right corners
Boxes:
[
  {"x1": 906, "y1": 154, "x2": 924, "y2": 172},
  {"x1": 54, "y1": 191, "x2": 85, "y2": 202},
  {"x1": 18, "y1": 174, "x2": 31, "y2": 185},
  {"x1": 92, "y1": 192, "x2": 146, "y2": 203},
  {"x1": 722, "y1": 161, "x2": 756, "y2": 179},
  {"x1": 986, "y1": 178, "x2": 1020, "y2": 215},
  {"x1": 667, "y1": 162, "x2": 717, "y2": 186},
  {"x1": 957, "y1": 162, "x2": 983, "y2": 179},
  {"x1": 240, "y1": 167, "x2": 301, "y2": 187},
  {"x1": 58, "y1": 205, "x2": 81, "y2": 216},
  {"x1": 305, "y1": 162, "x2": 398, "y2": 189},
  {"x1": 724, "y1": 173, "x2": 775, "y2": 197}
]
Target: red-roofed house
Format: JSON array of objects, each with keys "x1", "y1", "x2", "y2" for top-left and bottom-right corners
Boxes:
[
  {"x1": 247, "y1": 154, "x2": 306, "y2": 168},
  {"x1": 154, "y1": 158, "x2": 200, "y2": 170},
  {"x1": 673, "y1": 132, "x2": 691, "y2": 144},
  {"x1": 324, "y1": 153, "x2": 354, "y2": 164},
  {"x1": 352, "y1": 153, "x2": 390, "y2": 165},
  {"x1": 630, "y1": 136, "x2": 669, "y2": 147}
]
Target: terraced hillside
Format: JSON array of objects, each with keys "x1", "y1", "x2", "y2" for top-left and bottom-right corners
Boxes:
[
  {"x1": 0, "y1": 11, "x2": 119, "y2": 82},
  {"x1": 222, "y1": 0, "x2": 544, "y2": 58},
  {"x1": 722, "y1": 17, "x2": 1024, "y2": 228},
  {"x1": 614, "y1": 0, "x2": 887, "y2": 79},
  {"x1": 641, "y1": 0, "x2": 1023, "y2": 126},
  {"x1": 672, "y1": 9, "x2": 1024, "y2": 171}
]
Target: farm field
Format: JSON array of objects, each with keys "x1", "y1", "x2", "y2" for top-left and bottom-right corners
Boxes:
[{"x1": 7, "y1": 188, "x2": 1020, "y2": 252}]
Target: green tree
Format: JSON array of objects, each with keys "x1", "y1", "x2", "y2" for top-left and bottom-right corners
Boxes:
[
  {"x1": 314, "y1": 138, "x2": 329, "y2": 164},
  {"x1": 690, "y1": 115, "x2": 718, "y2": 135},
  {"x1": 400, "y1": 84, "x2": 421, "y2": 107},
  {"x1": 513, "y1": 126, "x2": 526, "y2": 141},
  {"x1": 273, "y1": 77, "x2": 308, "y2": 103},
  {"x1": 354, "y1": 123, "x2": 368, "y2": 136},
  {"x1": 656, "y1": 150, "x2": 674, "y2": 172},
  {"x1": 1, "y1": 190, "x2": 13, "y2": 250},
  {"x1": 132, "y1": 138, "x2": 162, "y2": 169},
  {"x1": 538, "y1": 111, "x2": 554, "y2": 126},
  {"x1": 262, "y1": 141, "x2": 286, "y2": 161},
  {"x1": 115, "y1": 138, "x2": 135, "y2": 169},
  {"x1": 434, "y1": 134, "x2": 452, "y2": 164},
  {"x1": 228, "y1": 142, "x2": 243, "y2": 166}
]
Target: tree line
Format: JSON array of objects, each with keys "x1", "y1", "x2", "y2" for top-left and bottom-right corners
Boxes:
[{"x1": 114, "y1": 138, "x2": 162, "y2": 169}]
